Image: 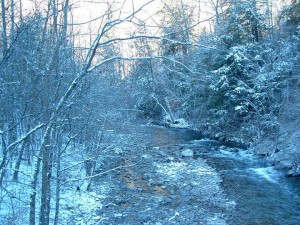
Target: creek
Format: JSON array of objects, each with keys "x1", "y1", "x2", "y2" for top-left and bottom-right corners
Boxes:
[{"x1": 141, "y1": 125, "x2": 300, "y2": 225}]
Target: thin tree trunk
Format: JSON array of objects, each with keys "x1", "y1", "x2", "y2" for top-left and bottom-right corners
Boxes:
[
  {"x1": 39, "y1": 99, "x2": 52, "y2": 225},
  {"x1": 0, "y1": 137, "x2": 7, "y2": 187},
  {"x1": 12, "y1": 139, "x2": 26, "y2": 181},
  {"x1": 1, "y1": 0, "x2": 8, "y2": 56},
  {"x1": 29, "y1": 150, "x2": 43, "y2": 225},
  {"x1": 86, "y1": 120, "x2": 106, "y2": 191},
  {"x1": 19, "y1": 0, "x2": 23, "y2": 22},
  {"x1": 165, "y1": 97, "x2": 175, "y2": 124},
  {"x1": 54, "y1": 129, "x2": 73, "y2": 225},
  {"x1": 39, "y1": 72, "x2": 52, "y2": 225},
  {"x1": 10, "y1": 0, "x2": 15, "y2": 43},
  {"x1": 13, "y1": 123, "x2": 31, "y2": 181},
  {"x1": 53, "y1": 141, "x2": 61, "y2": 225}
]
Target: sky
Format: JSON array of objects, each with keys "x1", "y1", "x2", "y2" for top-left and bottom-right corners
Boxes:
[
  {"x1": 19, "y1": 0, "x2": 163, "y2": 50},
  {"x1": 20, "y1": 0, "x2": 288, "y2": 50}
]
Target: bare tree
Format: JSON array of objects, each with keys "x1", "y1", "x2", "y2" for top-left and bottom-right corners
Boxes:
[{"x1": 27, "y1": 1, "x2": 156, "y2": 224}]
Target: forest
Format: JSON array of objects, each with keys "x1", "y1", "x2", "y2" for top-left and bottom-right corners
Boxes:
[{"x1": 0, "y1": 0, "x2": 300, "y2": 224}]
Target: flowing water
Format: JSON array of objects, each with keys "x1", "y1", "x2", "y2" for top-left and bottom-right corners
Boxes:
[
  {"x1": 138, "y1": 125, "x2": 300, "y2": 225},
  {"x1": 192, "y1": 141, "x2": 300, "y2": 225}
]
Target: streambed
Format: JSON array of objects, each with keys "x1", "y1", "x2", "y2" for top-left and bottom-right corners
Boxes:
[
  {"x1": 137, "y1": 125, "x2": 300, "y2": 224},
  {"x1": 87, "y1": 125, "x2": 300, "y2": 224}
]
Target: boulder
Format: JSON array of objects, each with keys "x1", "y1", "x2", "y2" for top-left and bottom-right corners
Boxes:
[
  {"x1": 147, "y1": 179, "x2": 155, "y2": 187},
  {"x1": 229, "y1": 147, "x2": 239, "y2": 153},
  {"x1": 287, "y1": 165, "x2": 300, "y2": 177},
  {"x1": 181, "y1": 149, "x2": 194, "y2": 157},
  {"x1": 219, "y1": 145, "x2": 227, "y2": 150},
  {"x1": 215, "y1": 132, "x2": 226, "y2": 141}
]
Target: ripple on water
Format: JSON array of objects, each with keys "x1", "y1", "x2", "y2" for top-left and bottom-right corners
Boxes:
[{"x1": 250, "y1": 167, "x2": 282, "y2": 183}]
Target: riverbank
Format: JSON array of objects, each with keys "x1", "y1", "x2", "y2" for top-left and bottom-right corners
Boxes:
[
  {"x1": 45, "y1": 123, "x2": 300, "y2": 224},
  {"x1": 59, "y1": 124, "x2": 235, "y2": 224},
  {"x1": 191, "y1": 118, "x2": 300, "y2": 178},
  {"x1": 254, "y1": 123, "x2": 300, "y2": 177}
]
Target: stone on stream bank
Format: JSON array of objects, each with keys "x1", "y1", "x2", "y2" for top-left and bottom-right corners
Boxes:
[
  {"x1": 181, "y1": 149, "x2": 194, "y2": 157},
  {"x1": 254, "y1": 130, "x2": 300, "y2": 177},
  {"x1": 287, "y1": 165, "x2": 300, "y2": 177}
]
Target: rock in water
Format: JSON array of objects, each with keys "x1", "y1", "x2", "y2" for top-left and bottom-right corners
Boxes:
[
  {"x1": 181, "y1": 149, "x2": 194, "y2": 157},
  {"x1": 287, "y1": 165, "x2": 300, "y2": 177}
]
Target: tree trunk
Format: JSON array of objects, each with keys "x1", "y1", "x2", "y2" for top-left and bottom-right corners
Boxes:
[
  {"x1": 10, "y1": 0, "x2": 15, "y2": 43},
  {"x1": 39, "y1": 108, "x2": 53, "y2": 224},
  {"x1": 0, "y1": 137, "x2": 7, "y2": 187},
  {"x1": 12, "y1": 139, "x2": 26, "y2": 181},
  {"x1": 164, "y1": 97, "x2": 175, "y2": 124},
  {"x1": 29, "y1": 124, "x2": 52, "y2": 225},
  {"x1": 29, "y1": 152, "x2": 42, "y2": 225},
  {"x1": 53, "y1": 144, "x2": 61, "y2": 225},
  {"x1": 1, "y1": 0, "x2": 8, "y2": 56}
]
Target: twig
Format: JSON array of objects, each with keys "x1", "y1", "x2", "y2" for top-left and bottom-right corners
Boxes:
[{"x1": 60, "y1": 164, "x2": 133, "y2": 186}]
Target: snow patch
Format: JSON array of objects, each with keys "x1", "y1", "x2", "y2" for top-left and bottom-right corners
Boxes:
[
  {"x1": 156, "y1": 162, "x2": 187, "y2": 178},
  {"x1": 58, "y1": 190, "x2": 106, "y2": 224},
  {"x1": 170, "y1": 118, "x2": 189, "y2": 128},
  {"x1": 156, "y1": 161, "x2": 214, "y2": 178}
]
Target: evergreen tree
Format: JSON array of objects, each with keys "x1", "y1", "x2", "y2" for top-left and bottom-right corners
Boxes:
[
  {"x1": 280, "y1": 0, "x2": 300, "y2": 34},
  {"x1": 222, "y1": 0, "x2": 268, "y2": 46}
]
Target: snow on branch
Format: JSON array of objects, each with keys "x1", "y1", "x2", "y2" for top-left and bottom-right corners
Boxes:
[
  {"x1": 6, "y1": 123, "x2": 46, "y2": 151},
  {"x1": 97, "y1": 35, "x2": 199, "y2": 48},
  {"x1": 83, "y1": 0, "x2": 155, "y2": 70},
  {"x1": 87, "y1": 55, "x2": 201, "y2": 75}
]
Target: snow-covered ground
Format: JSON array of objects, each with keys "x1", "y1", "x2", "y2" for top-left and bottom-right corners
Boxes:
[{"x1": 0, "y1": 125, "x2": 234, "y2": 224}]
